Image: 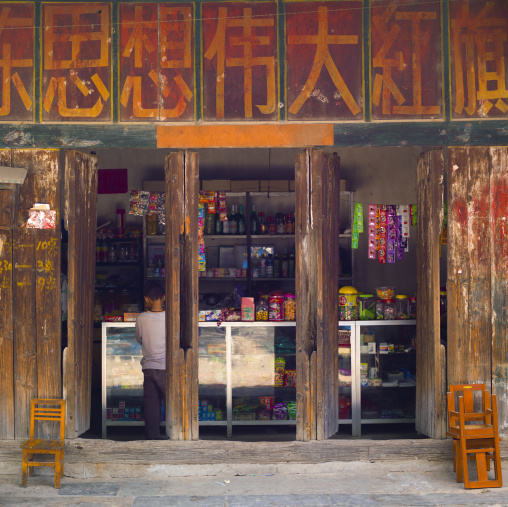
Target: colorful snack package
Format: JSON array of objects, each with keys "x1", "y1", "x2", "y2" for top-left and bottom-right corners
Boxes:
[
  {"x1": 284, "y1": 369, "x2": 296, "y2": 387},
  {"x1": 257, "y1": 409, "x2": 272, "y2": 420},
  {"x1": 287, "y1": 401, "x2": 297, "y2": 420},
  {"x1": 273, "y1": 402, "x2": 288, "y2": 420},
  {"x1": 274, "y1": 357, "x2": 285, "y2": 374}
]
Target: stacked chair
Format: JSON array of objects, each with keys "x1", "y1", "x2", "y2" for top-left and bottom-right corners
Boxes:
[{"x1": 447, "y1": 384, "x2": 502, "y2": 489}]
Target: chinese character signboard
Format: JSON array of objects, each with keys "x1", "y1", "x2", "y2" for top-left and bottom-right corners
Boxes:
[
  {"x1": 42, "y1": 3, "x2": 111, "y2": 121},
  {"x1": 119, "y1": 3, "x2": 194, "y2": 122},
  {"x1": 0, "y1": 3, "x2": 33, "y2": 121},
  {"x1": 202, "y1": 2, "x2": 278, "y2": 121},
  {"x1": 451, "y1": 0, "x2": 508, "y2": 119},
  {"x1": 371, "y1": 0, "x2": 442, "y2": 119},
  {"x1": 286, "y1": 1, "x2": 363, "y2": 121}
]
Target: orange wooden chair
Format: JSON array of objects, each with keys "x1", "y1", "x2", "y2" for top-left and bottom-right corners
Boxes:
[
  {"x1": 20, "y1": 398, "x2": 66, "y2": 488},
  {"x1": 449, "y1": 391, "x2": 502, "y2": 489},
  {"x1": 446, "y1": 384, "x2": 487, "y2": 474}
]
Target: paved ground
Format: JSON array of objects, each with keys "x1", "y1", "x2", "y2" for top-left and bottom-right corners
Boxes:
[{"x1": 1, "y1": 460, "x2": 507, "y2": 506}]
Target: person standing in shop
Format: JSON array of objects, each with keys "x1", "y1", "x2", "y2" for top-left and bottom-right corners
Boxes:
[{"x1": 135, "y1": 280, "x2": 168, "y2": 440}]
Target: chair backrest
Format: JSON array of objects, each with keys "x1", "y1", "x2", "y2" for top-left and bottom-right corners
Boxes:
[
  {"x1": 29, "y1": 398, "x2": 66, "y2": 441},
  {"x1": 458, "y1": 390, "x2": 495, "y2": 432},
  {"x1": 447, "y1": 384, "x2": 487, "y2": 429}
]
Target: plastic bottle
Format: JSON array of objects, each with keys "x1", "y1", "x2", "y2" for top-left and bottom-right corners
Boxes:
[
  {"x1": 108, "y1": 243, "x2": 117, "y2": 262},
  {"x1": 222, "y1": 210, "x2": 230, "y2": 234},
  {"x1": 266, "y1": 254, "x2": 274, "y2": 278},
  {"x1": 276, "y1": 213, "x2": 285, "y2": 234}
]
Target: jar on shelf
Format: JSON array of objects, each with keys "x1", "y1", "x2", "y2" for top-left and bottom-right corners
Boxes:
[
  {"x1": 146, "y1": 212, "x2": 158, "y2": 235},
  {"x1": 395, "y1": 295, "x2": 409, "y2": 319},
  {"x1": 339, "y1": 286, "x2": 358, "y2": 321},
  {"x1": 375, "y1": 299, "x2": 384, "y2": 319},
  {"x1": 255, "y1": 296, "x2": 269, "y2": 321},
  {"x1": 383, "y1": 299, "x2": 397, "y2": 320},
  {"x1": 269, "y1": 293, "x2": 284, "y2": 321},
  {"x1": 409, "y1": 297, "x2": 417, "y2": 320},
  {"x1": 283, "y1": 293, "x2": 296, "y2": 321},
  {"x1": 358, "y1": 294, "x2": 375, "y2": 320}
]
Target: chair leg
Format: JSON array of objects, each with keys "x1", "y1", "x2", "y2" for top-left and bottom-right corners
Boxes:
[
  {"x1": 21, "y1": 450, "x2": 28, "y2": 488},
  {"x1": 54, "y1": 453, "x2": 61, "y2": 489},
  {"x1": 460, "y1": 438, "x2": 469, "y2": 488},
  {"x1": 28, "y1": 453, "x2": 34, "y2": 477},
  {"x1": 455, "y1": 441, "x2": 463, "y2": 483}
]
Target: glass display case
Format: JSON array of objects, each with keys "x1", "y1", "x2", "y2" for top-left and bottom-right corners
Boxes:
[
  {"x1": 339, "y1": 320, "x2": 417, "y2": 436},
  {"x1": 102, "y1": 323, "x2": 145, "y2": 438},
  {"x1": 199, "y1": 322, "x2": 296, "y2": 437}
]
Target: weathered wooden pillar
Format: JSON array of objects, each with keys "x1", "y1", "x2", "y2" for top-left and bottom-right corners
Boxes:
[
  {"x1": 416, "y1": 150, "x2": 446, "y2": 438},
  {"x1": 295, "y1": 148, "x2": 340, "y2": 441},
  {"x1": 0, "y1": 149, "x2": 61, "y2": 440},
  {"x1": 165, "y1": 150, "x2": 199, "y2": 440}
]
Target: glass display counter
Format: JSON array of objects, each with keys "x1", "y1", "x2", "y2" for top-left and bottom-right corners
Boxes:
[
  {"x1": 339, "y1": 320, "x2": 417, "y2": 436},
  {"x1": 103, "y1": 322, "x2": 296, "y2": 438}
]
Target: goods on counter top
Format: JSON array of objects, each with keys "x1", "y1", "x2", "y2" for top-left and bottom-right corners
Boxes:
[{"x1": 339, "y1": 285, "x2": 416, "y2": 320}]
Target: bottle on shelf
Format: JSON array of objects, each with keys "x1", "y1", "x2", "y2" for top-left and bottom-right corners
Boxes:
[
  {"x1": 268, "y1": 216, "x2": 277, "y2": 235},
  {"x1": 214, "y1": 212, "x2": 222, "y2": 235},
  {"x1": 273, "y1": 251, "x2": 280, "y2": 278},
  {"x1": 250, "y1": 205, "x2": 258, "y2": 235},
  {"x1": 204, "y1": 207, "x2": 214, "y2": 235},
  {"x1": 108, "y1": 243, "x2": 117, "y2": 262},
  {"x1": 229, "y1": 205, "x2": 238, "y2": 234},
  {"x1": 281, "y1": 249, "x2": 289, "y2": 278},
  {"x1": 222, "y1": 209, "x2": 230, "y2": 234},
  {"x1": 276, "y1": 213, "x2": 285, "y2": 234},
  {"x1": 260, "y1": 252, "x2": 267, "y2": 277},
  {"x1": 238, "y1": 204, "x2": 246, "y2": 235},
  {"x1": 288, "y1": 245, "x2": 295, "y2": 277},
  {"x1": 266, "y1": 254, "x2": 274, "y2": 278},
  {"x1": 285, "y1": 212, "x2": 295, "y2": 234},
  {"x1": 100, "y1": 242, "x2": 108, "y2": 262},
  {"x1": 258, "y1": 211, "x2": 267, "y2": 235}
]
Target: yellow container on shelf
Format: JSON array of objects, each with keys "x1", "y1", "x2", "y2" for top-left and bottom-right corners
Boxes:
[{"x1": 339, "y1": 286, "x2": 358, "y2": 321}]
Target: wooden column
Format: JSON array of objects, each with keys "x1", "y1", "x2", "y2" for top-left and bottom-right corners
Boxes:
[
  {"x1": 416, "y1": 150, "x2": 446, "y2": 438},
  {"x1": 490, "y1": 147, "x2": 508, "y2": 434},
  {"x1": 0, "y1": 149, "x2": 61, "y2": 440},
  {"x1": 447, "y1": 148, "x2": 492, "y2": 388},
  {"x1": 64, "y1": 150, "x2": 98, "y2": 438},
  {"x1": 295, "y1": 148, "x2": 339, "y2": 441},
  {"x1": 165, "y1": 150, "x2": 199, "y2": 440}
]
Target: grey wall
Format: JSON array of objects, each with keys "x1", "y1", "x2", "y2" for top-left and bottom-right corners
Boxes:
[{"x1": 94, "y1": 146, "x2": 428, "y2": 298}]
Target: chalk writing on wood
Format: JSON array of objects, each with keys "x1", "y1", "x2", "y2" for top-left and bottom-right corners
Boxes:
[
  {"x1": 202, "y1": 2, "x2": 278, "y2": 121},
  {"x1": 450, "y1": 0, "x2": 508, "y2": 118},
  {"x1": 286, "y1": 1, "x2": 362, "y2": 121},
  {"x1": 42, "y1": 3, "x2": 111, "y2": 121},
  {"x1": 371, "y1": 0, "x2": 442, "y2": 119},
  {"x1": 0, "y1": 4, "x2": 33, "y2": 120}
]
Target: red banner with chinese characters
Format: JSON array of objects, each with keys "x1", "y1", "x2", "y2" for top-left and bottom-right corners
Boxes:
[
  {"x1": 202, "y1": 1, "x2": 278, "y2": 121},
  {"x1": 450, "y1": 0, "x2": 508, "y2": 119},
  {"x1": 371, "y1": 0, "x2": 442, "y2": 120},
  {"x1": 0, "y1": 3, "x2": 33, "y2": 121},
  {"x1": 119, "y1": 3, "x2": 194, "y2": 122},
  {"x1": 286, "y1": 1, "x2": 363, "y2": 121},
  {"x1": 42, "y1": 3, "x2": 111, "y2": 122}
]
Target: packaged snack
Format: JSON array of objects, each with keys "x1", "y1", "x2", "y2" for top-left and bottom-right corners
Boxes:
[
  {"x1": 257, "y1": 409, "x2": 272, "y2": 420},
  {"x1": 284, "y1": 369, "x2": 296, "y2": 387},
  {"x1": 287, "y1": 401, "x2": 297, "y2": 420},
  {"x1": 259, "y1": 396, "x2": 275, "y2": 410},
  {"x1": 273, "y1": 402, "x2": 288, "y2": 420}
]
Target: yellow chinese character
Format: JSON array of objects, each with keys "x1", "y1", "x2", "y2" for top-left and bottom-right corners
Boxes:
[
  {"x1": 204, "y1": 7, "x2": 275, "y2": 118},
  {"x1": 288, "y1": 6, "x2": 360, "y2": 116},
  {"x1": 452, "y1": 1, "x2": 508, "y2": 116}
]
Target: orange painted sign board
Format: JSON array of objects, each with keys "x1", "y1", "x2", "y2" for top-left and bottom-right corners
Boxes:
[{"x1": 156, "y1": 124, "x2": 334, "y2": 147}]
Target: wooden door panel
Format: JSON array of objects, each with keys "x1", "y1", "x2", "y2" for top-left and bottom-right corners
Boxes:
[
  {"x1": 416, "y1": 150, "x2": 446, "y2": 438},
  {"x1": 64, "y1": 150, "x2": 97, "y2": 438},
  {"x1": 296, "y1": 148, "x2": 339, "y2": 441}
]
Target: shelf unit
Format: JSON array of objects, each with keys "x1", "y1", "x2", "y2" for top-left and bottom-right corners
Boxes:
[{"x1": 339, "y1": 320, "x2": 417, "y2": 436}]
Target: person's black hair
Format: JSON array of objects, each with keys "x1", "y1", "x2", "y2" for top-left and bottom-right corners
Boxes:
[{"x1": 144, "y1": 280, "x2": 165, "y2": 300}]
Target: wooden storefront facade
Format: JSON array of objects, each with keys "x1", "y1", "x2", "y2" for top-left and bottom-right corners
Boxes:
[{"x1": 0, "y1": 0, "x2": 507, "y2": 440}]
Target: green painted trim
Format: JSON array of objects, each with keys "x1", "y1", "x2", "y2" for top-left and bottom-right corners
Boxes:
[
  {"x1": 195, "y1": 1, "x2": 202, "y2": 122},
  {"x1": 278, "y1": 0, "x2": 285, "y2": 122},
  {"x1": 441, "y1": 0, "x2": 451, "y2": 122},
  {"x1": 0, "y1": 124, "x2": 157, "y2": 148},
  {"x1": 363, "y1": 0, "x2": 370, "y2": 122},
  {"x1": 112, "y1": 2, "x2": 119, "y2": 123},
  {"x1": 332, "y1": 121, "x2": 508, "y2": 147},
  {"x1": 34, "y1": 1, "x2": 41, "y2": 123},
  {"x1": 1, "y1": 121, "x2": 508, "y2": 149}
]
